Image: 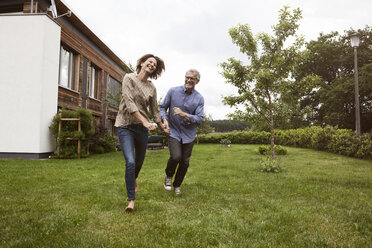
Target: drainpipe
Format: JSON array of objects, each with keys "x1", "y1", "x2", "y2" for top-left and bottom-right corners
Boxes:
[{"x1": 30, "y1": 0, "x2": 34, "y2": 13}]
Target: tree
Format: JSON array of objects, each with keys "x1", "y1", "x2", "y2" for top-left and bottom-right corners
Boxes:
[
  {"x1": 105, "y1": 61, "x2": 134, "y2": 108},
  {"x1": 295, "y1": 26, "x2": 372, "y2": 132},
  {"x1": 209, "y1": 120, "x2": 248, "y2": 132},
  {"x1": 197, "y1": 113, "x2": 214, "y2": 135},
  {"x1": 105, "y1": 90, "x2": 121, "y2": 108},
  {"x1": 220, "y1": 6, "x2": 304, "y2": 160},
  {"x1": 196, "y1": 113, "x2": 214, "y2": 144}
]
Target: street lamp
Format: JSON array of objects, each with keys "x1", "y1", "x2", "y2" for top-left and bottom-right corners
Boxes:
[{"x1": 350, "y1": 33, "x2": 361, "y2": 134}]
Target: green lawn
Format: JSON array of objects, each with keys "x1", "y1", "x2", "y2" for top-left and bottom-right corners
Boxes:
[{"x1": 1, "y1": 144, "x2": 371, "y2": 247}]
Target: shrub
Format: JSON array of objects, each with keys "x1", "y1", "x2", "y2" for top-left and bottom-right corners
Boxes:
[
  {"x1": 258, "y1": 145, "x2": 287, "y2": 155},
  {"x1": 311, "y1": 125, "x2": 336, "y2": 151},
  {"x1": 260, "y1": 156, "x2": 281, "y2": 173},
  {"x1": 199, "y1": 131, "x2": 270, "y2": 145},
  {"x1": 98, "y1": 135, "x2": 118, "y2": 153},
  {"x1": 356, "y1": 133, "x2": 372, "y2": 159},
  {"x1": 90, "y1": 144, "x2": 105, "y2": 154},
  {"x1": 199, "y1": 127, "x2": 372, "y2": 160},
  {"x1": 258, "y1": 145, "x2": 269, "y2": 155},
  {"x1": 220, "y1": 138, "x2": 231, "y2": 145},
  {"x1": 49, "y1": 108, "x2": 94, "y2": 158},
  {"x1": 328, "y1": 129, "x2": 360, "y2": 157},
  {"x1": 275, "y1": 145, "x2": 287, "y2": 155},
  {"x1": 90, "y1": 123, "x2": 118, "y2": 154}
]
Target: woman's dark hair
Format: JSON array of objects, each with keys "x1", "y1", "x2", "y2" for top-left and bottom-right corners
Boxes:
[{"x1": 136, "y1": 54, "x2": 165, "y2": 79}]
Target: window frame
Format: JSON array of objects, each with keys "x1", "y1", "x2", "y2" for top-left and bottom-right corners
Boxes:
[
  {"x1": 58, "y1": 45, "x2": 78, "y2": 91},
  {"x1": 89, "y1": 63, "x2": 100, "y2": 99},
  {"x1": 108, "y1": 76, "x2": 121, "y2": 106}
]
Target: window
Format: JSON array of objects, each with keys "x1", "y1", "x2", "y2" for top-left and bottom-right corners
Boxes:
[
  {"x1": 89, "y1": 64, "x2": 100, "y2": 99},
  {"x1": 59, "y1": 46, "x2": 77, "y2": 90},
  {"x1": 108, "y1": 76, "x2": 121, "y2": 107},
  {"x1": 107, "y1": 119, "x2": 116, "y2": 136}
]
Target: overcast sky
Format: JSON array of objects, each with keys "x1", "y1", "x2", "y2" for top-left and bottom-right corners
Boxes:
[{"x1": 62, "y1": 0, "x2": 371, "y2": 120}]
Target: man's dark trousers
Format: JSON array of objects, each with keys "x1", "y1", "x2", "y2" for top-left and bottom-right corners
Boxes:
[{"x1": 165, "y1": 137, "x2": 194, "y2": 187}]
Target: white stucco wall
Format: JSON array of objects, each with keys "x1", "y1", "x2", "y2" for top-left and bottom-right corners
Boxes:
[{"x1": 0, "y1": 14, "x2": 60, "y2": 155}]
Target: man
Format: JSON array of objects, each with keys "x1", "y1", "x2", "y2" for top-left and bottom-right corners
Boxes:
[{"x1": 160, "y1": 69, "x2": 204, "y2": 194}]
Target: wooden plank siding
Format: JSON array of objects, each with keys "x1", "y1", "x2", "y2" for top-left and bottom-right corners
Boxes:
[
  {"x1": 23, "y1": 2, "x2": 42, "y2": 13},
  {"x1": 0, "y1": 0, "x2": 130, "y2": 133},
  {"x1": 58, "y1": 21, "x2": 125, "y2": 127},
  {"x1": 60, "y1": 23, "x2": 123, "y2": 80}
]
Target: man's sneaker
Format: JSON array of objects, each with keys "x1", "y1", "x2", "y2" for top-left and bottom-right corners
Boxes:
[
  {"x1": 164, "y1": 176, "x2": 172, "y2": 191},
  {"x1": 174, "y1": 187, "x2": 181, "y2": 195}
]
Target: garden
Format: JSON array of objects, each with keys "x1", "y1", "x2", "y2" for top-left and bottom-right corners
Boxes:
[
  {"x1": 1, "y1": 144, "x2": 371, "y2": 247},
  {"x1": 1, "y1": 5, "x2": 372, "y2": 248}
]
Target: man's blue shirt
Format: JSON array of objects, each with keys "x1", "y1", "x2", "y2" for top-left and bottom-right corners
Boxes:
[{"x1": 160, "y1": 85, "x2": 204, "y2": 144}]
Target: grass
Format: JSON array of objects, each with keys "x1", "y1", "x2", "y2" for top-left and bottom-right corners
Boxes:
[{"x1": 1, "y1": 144, "x2": 372, "y2": 247}]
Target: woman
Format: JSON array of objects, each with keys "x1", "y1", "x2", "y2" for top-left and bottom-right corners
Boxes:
[{"x1": 115, "y1": 54, "x2": 170, "y2": 211}]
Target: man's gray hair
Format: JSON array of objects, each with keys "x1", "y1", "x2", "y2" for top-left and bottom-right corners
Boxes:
[{"x1": 186, "y1": 69, "x2": 200, "y2": 81}]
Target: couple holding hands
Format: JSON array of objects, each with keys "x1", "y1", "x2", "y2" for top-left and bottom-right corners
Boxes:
[{"x1": 114, "y1": 54, "x2": 204, "y2": 211}]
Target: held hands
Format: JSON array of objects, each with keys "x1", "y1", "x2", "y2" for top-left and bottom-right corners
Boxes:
[
  {"x1": 132, "y1": 112, "x2": 156, "y2": 131},
  {"x1": 143, "y1": 121, "x2": 156, "y2": 131},
  {"x1": 160, "y1": 119, "x2": 170, "y2": 134},
  {"x1": 144, "y1": 120, "x2": 171, "y2": 134},
  {"x1": 163, "y1": 119, "x2": 169, "y2": 129},
  {"x1": 159, "y1": 119, "x2": 171, "y2": 135}
]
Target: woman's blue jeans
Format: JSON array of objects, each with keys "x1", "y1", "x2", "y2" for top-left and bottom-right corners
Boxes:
[{"x1": 117, "y1": 124, "x2": 148, "y2": 201}]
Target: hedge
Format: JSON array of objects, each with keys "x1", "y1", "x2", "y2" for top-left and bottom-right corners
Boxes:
[{"x1": 199, "y1": 126, "x2": 372, "y2": 160}]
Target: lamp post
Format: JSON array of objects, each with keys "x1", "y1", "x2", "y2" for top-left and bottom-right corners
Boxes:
[{"x1": 350, "y1": 33, "x2": 361, "y2": 134}]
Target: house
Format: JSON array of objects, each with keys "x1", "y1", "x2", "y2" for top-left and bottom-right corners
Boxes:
[{"x1": 0, "y1": 0, "x2": 131, "y2": 159}]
